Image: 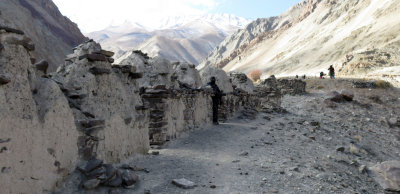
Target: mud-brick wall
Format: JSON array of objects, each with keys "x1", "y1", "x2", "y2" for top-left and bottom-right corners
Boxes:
[
  {"x1": 53, "y1": 48, "x2": 150, "y2": 164},
  {"x1": 0, "y1": 32, "x2": 79, "y2": 193},
  {"x1": 143, "y1": 88, "x2": 265, "y2": 145},
  {"x1": 142, "y1": 88, "x2": 211, "y2": 145}
]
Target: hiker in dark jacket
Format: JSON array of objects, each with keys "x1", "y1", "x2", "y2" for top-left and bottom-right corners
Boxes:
[
  {"x1": 328, "y1": 65, "x2": 335, "y2": 79},
  {"x1": 208, "y1": 77, "x2": 223, "y2": 125}
]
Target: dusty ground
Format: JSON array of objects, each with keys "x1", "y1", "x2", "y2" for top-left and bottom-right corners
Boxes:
[{"x1": 58, "y1": 78, "x2": 400, "y2": 194}]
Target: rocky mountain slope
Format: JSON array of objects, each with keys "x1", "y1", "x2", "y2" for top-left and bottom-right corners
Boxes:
[
  {"x1": 199, "y1": 0, "x2": 400, "y2": 84},
  {"x1": 0, "y1": 0, "x2": 87, "y2": 71},
  {"x1": 88, "y1": 14, "x2": 251, "y2": 65}
]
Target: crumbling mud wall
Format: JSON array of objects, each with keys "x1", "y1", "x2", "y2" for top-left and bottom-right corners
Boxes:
[
  {"x1": 0, "y1": 35, "x2": 283, "y2": 192},
  {"x1": 0, "y1": 29, "x2": 79, "y2": 193},
  {"x1": 53, "y1": 40, "x2": 149, "y2": 163}
]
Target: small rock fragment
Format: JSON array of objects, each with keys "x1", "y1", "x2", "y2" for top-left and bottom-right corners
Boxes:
[
  {"x1": 121, "y1": 170, "x2": 139, "y2": 188},
  {"x1": 0, "y1": 74, "x2": 11, "y2": 85},
  {"x1": 239, "y1": 151, "x2": 249, "y2": 156},
  {"x1": 336, "y1": 146, "x2": 345, "y2": 152},
  {"x1": 341, "y1": 90, "x2": 354, "y2": 101},
  {"x1": 33, "y1": 60, "x2": 49, "y2": 75},
  {"x1": 172, "y1": 178, "x2": 196, "y2": 189}
]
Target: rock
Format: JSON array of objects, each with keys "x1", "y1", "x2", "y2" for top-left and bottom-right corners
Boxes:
[
  {"x1": 101, "y1": 164, "x2": 117, "y2": 184},
  {"x1": 0, "y1": 26, "x2": 24, "y2": 34},
  {"x1": 229, "y1": 72, "x2": 255, "y2": 93},
  {"x1": 310, "y1": 121, "x2": 320, "y2": 126},
  {"x1": 83, "y1": 179, "x2": 101, "y2": 190},
  {"x1": 1, "y1": 33, "x2": 34, "y2": 51},
  {"x1": 0, "y1": 138, "x2": 11, "y2": 143},
  {"x1": 79, "y1": 53, "x2": 107, "y2": 62},
  {"x1": 0, "y1": 73, "x2": 11, "y2": 85},
  {"x1": 239, "y1": 151, "x2": 249, "y2": 156},
  {"x1": 341, "y1": 90, "x2": 354, "y2": 101},
  {"x1": 349, "y1": 144, "x2": 360, "y2": 154},
  {"x1": 336, "y1": 146, "x2": 345, "y2": 152},
  {"x1": 105, "y1": 170, "x2": 123, "y2": 187},
  {"x1": 172, "y1": 178, "x2": 196, "y2": 189},
  {"x1": 121, "y1": 170, "x2": 139, "y2": 188},
  {"x1": 33, "y1": 60, "x2": 49, "y2": 75},
  {"x1": 85, "y1": 166, "x2": 106, "y2": 179},
  {"x1": 152, "y1": 85, "x2": 166, "y2": 90},
  {"x1": 369, "y1": 161, "x2": 400, "y2": 192},
  {"x1": 172, "y1": 62, "x2": 203, "y2": 89},
  {"x1": 99, "y1": 50, "x2": 114, "y2": 57},
  {"x1": 89, "y1": 67, "x2": 111, "y2": 75},
  {"x1": 107, "y1": 57, "x2": 114, "y2": 63},
  {"x1": 359, "y1": 165, "x2": 367, "y2": 174},
  {"x1": 388, "y1": 117, "x2": 399, "y2": 127},
  {"x1": 210, "y1": 185, "x2": 216, "y2": 189},
  {"x1": 80, "y1": 159, "x2": 103, "y2": 173},
  {"x1": 0, "y1": 43, "x2": 4, "y2": 51},
  {"x1": 129, "y1": 73, "x2": 143, "y2": 79},
  {"x1": 199, "y1": 65, "x2": 233, "y2": 93},
  {"x1": 328, "y1": 91, "x2": 344, "y2": 102}
]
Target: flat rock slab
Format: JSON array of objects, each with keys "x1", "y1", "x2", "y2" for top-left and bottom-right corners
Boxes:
[
  {"x1": 79, "y1": 54, "x2": 107, "y2": 62},
  {"x1": 369, "y1": 160, "x2": 400, "y2": 192},
  {"x1": 172, "y1": 178, "x2": 196, "y2": 189},
  {"x1": 0, "y1": 26, "x2": 24, "y2": 35}
]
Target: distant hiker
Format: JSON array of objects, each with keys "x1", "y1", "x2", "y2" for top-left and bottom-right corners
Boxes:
[
  {"x1": 328, "y1": 65, "x2": 335, "y2": 79},
  {"x1": 208, "y1": 77, "x2": 223, "y2": 125},
  {"x1": 320, "y1": 72, "x2": 325, "y2": 79}
]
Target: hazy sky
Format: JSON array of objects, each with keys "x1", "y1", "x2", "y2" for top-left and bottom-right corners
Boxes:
[{"x1": 53, "y1": 0, "x2": 302, "y2": 33}]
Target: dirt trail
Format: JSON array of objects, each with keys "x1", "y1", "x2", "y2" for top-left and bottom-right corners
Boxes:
[{"x1": 60, "y1": 79, "x2": 400, "y2": 194}]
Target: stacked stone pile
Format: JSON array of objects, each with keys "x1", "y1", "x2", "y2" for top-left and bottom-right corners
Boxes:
[{"x1": 77, "y1": 159, "x2": 139, "y2": 189}]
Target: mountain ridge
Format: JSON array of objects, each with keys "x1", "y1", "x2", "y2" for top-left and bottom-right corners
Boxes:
[
  {"x1": 88, "y1": 14, "x2": 252, "y2": 64},
  {"x1": 199, "y1": 0, "x2": 400, "y2": 84}
]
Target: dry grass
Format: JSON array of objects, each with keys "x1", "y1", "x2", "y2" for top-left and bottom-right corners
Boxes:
[
  {"x1": 375, "y1": 80, "x2": 392, "y2": 88},
  {"x1": 248, "y1": 69, "x2": 262, "y2": 82}
]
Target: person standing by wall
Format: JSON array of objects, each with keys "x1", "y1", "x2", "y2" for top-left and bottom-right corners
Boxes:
[
  {"x1": 328, "y1": 65, "x2": 335, "y2": 79},
  {"x1": 208, "y1": 77, "x2": 223, "y2": 125}
]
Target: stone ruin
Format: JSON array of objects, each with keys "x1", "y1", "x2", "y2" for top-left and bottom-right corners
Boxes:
[
  {"x1": 276, "y1": 78, "x2": 307, "y2": 95},
  {"x1": 0, "y1": 28, "x2": 283, "y2": 193}
]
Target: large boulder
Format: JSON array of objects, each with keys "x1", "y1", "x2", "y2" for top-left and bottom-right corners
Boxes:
[{"x1": 199, "y1": 66, "x2": 233, "y2": 93}]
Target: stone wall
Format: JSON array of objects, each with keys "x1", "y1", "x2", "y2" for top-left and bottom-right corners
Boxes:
[
  {"x1": 0, "y1": 36, "x2": 283, "y2": 192},
  {"x1": 277, "y1": 78, "x2": 306, "y2": 95}
]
